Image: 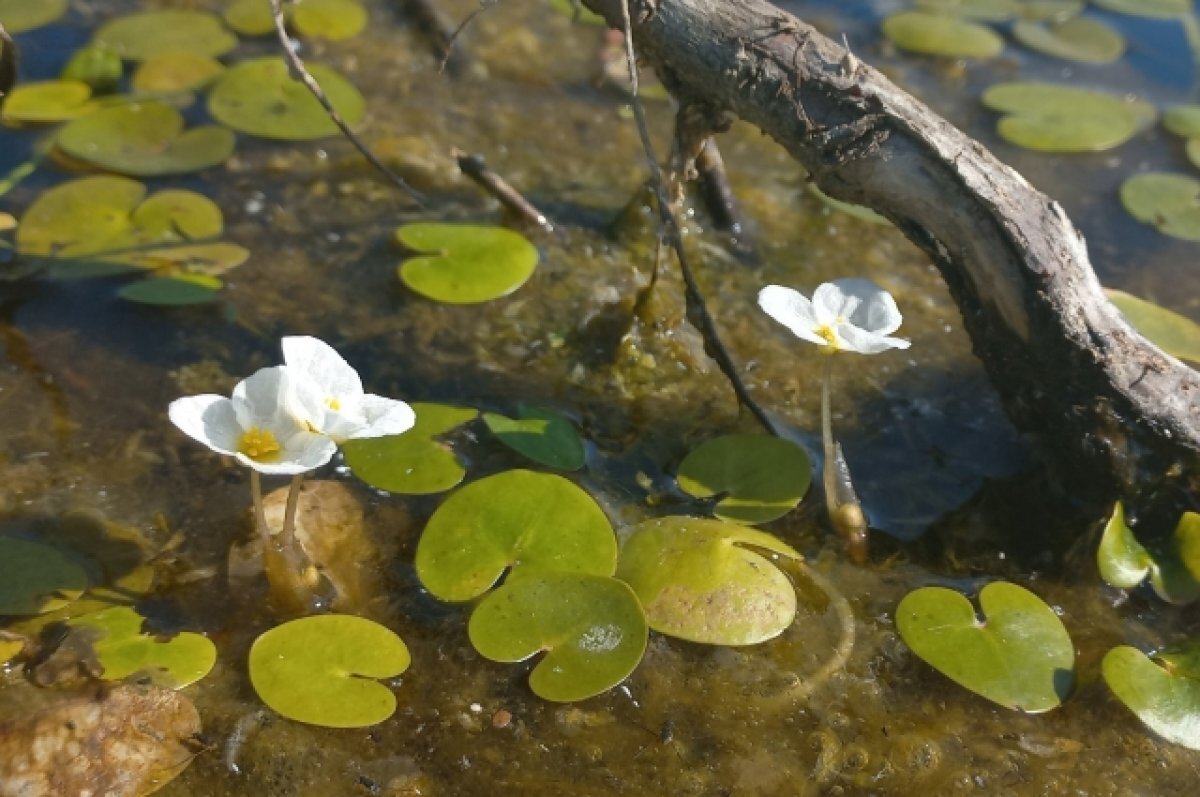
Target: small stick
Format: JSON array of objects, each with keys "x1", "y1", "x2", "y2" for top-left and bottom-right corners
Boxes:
[
  {"x1": 269, "y1": 0, "x2": 423, "y2": 204},
  {"x1": 695, "y1": 138, "x2": 754, "y2": 256},
  {"x1": 397, "y1": 0, "x2": 470, "y2": 75},
  {"x1": 453, "y1": 149, "x2": 554, "y2": 232}
]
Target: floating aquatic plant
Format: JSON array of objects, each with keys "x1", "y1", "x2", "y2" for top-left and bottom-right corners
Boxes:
[
  {"x1": 758, "y1": 278, "x2": 910, "y2": 561},
  {"x1": 914, "y1": 0, "x2": 1019, "y2": 21},
  {"x1": 482, "y1": 404, "x2": 585, "y2": 471},
  {"x1": 881, "y1": 11, "x2": 1004, "y2": 59},
  {"x1": 1120, "y1": 173, "x2": 1200, "y2": 241},
  {"x1": 1103, "y1": 643, "x2": 1200, "y2": 750},
  {"x1": 343, "y1": 402, "x2": 479, "y2": 494},
  {"x1": 65, "y1": 605, "x2": 217, "y2": 689},
  {"x1": 1097, "y1": 502, "x2": 1200, "y2": 604},
  {"x1": 224, "y1": 0, "x2": 368, "y2": 40},
  {"x1": 395, "y1": 223, "x2": 539, "y2": 304},
  {"x1": 1, "y1": 80, "x2": 96, "y2": 124},
  {"x1": 61, "y1": 45, "x2": 123, "y2": 93},
  {"x1": 132, "y1": 52, "x2": 225, "y2": 96},
  {"x1": 92, "y1": 10, "x2": 238, "y2": 61},
  {"x1": 0, "y1": 536, "x2": 90, "y2": 615},
  {"x1": 675, "y1": 434, "x2": 812, "y2": 525},
  {"x1": 1091, "y1": 0, "x2": 1192, "y2": 19},
  {"x1": 1012, "y1": 16, "x2": 1125, "y2": 64},
  {"x1": 0, "y1": 0, "x2": 68, "y2": 34},
  {"x1": 981, "y1": 82, "x2": 1156, "y2": 153},
  {"x1": 1105, "y1": 289, "x2": 1200, "y2": 364}
]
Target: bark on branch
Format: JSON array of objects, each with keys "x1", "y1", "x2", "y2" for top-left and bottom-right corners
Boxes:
[{"x1": 582, "y1": 0, "x2": 1199, "y2": 516}]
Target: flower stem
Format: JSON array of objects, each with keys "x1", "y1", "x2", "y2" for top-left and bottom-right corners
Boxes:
[
  {"x1": 249, "y1": 470, "x2": 269, "y2": 541},
  {"x1": 279, "y1": 474, "x2": 304, "y2": 550},
  {"x1": 820, "y1": 355, "x2": 869, "y2": 563}
]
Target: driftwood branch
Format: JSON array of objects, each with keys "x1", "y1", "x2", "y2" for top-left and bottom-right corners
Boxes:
[{"x1": 583, "y1": 0, "x2": 1200, "y2": 517}]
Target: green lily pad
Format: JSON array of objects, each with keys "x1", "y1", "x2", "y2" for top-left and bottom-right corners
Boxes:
[
  {"x1": 1103, "y1": 646, "x2": 1200, "y2": 750},
  {"x1": 66, "y1": 606, "x2": 216, "y2": 688},
  {"x1": 118, "y1": 274, "x2": 223, "y2": 305},
  {"x1": 61, "y1": 46, "x2": 123, "y2": 93},
  {"x1": 0, "y1": 536, "x2": 90, "y2": 615},
  {"x1": 896, "y1": 581, "x2": 1075, "y2": 712},
  {"x1": 249, "y1": 614, "x2": 411, "y2": 728},
  {"x1": 914, "y1": 0, "x2": 1019, "y2": 21},
  {"x1": 132, "y1": 52, "x2": 225, "y2": 95},
  {"x1": 881, "y1": 12, "x2": 1005, "y2": 59},
  {"x1": 1091, "y1": 0, "x2": 1192, "y2": 19},
  {"x1": 0, "y1": 0, "x2": 67, "y2": 34},
  {"x1": 342, "y1": 402, "x2": 478, "y2": 495},
  {"x1": 982, "y1": 82, "x2": 1155, "y2": 152},
  {"x1": 1185, "y1": 139, "x2": 1200, "y2": 170},
  {"x1": 482, "y1": 404, "x2": 585, "y2": 471},
  {"x1": 57, "y1": 101, "x2": 234, "y2": 176},
  {"x1": 1158, "y1": 639, "x2": 1200, "y2": 679},
  {"x1": 675, "y1": 434, "x2": 812, "y2": 525},
  {"x1": 93, "y1": 10, "x2": 238, "y2": 61},
  {"x1": 396, "y1": 223, "x2": 539, "y2": 304},
  {"x1": 615, "y1": 516, "x2": 802, "y2": 645},
  {"x1": 223, "y1": 0, "x2": 275, "y2": 36},
  {"x1": 468, "y1": 572, "x2": 648, "y2": 702},
  {"x1": 1164, "y1": 105, "x2": 1200, "y2": 138},
  {"x1": 1018, "y1": 1, "x2": 1085, "y2": 21},
  {"x1": 293, "y1": 0, "x2": 368, "y2": 41},
  {"x1": 208, "y1": 57, "x2": 366, "y2": 141},
  {"x1": 548, "y1": 0, "x2": 607, "y2": 25},
  {"x1": 1, "y1": 80, "x2": 96, "y2": 124},
  {"x1": 1097, "y1": 502, "x2": 1200, "y2": 604},
  {"x1": 1120, "y1": 173, "x2": 1200, "y2": 241},
  {"x1": 415, "y1": 469, "x2": 617, "y2": 601},
  {"x1": 1012, "y1": 17, "x2": 1125, "y2": 63},
  {"x1": 1105, "y1": 289, "x2": 1200, "y2": 364}
]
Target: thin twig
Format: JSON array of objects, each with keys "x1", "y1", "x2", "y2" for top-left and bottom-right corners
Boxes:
[
  {"x1": 269, "y1": 0, "x2": 423, "y2": 204},
  {"x1": 615, "y1": 0, "x2": 777, "y2": 435},
  {"x1": 453, "y1": 148, "x2": 554, "y2": 232},
  {"x1": 695, "y1": 138, "x2": 754, "y2": 257},
  {"x1": 397, "y1": 0, "x2": 471, "y2": 75}
]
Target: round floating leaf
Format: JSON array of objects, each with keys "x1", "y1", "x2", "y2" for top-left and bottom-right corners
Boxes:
[
  {"x1": 881, "y1": 12, "x2": 1004, "y2": 59},
  {"x1": 482, "y1": 404, "x2": 585, "y2": 471},
  {"x1": 676, "y1": 434, "x2": 812, "y2": 525},
  {"x1": 982, "y1": 82, "x2": 1154, "y2": 152},
  {"x1": 58, "y1": 101, "x2": 234, "y2": 176},
  {"x1": 1012, "y1": 17, "x2": 1125, "y2": 64},
  {"x1": 66, "y1": 606, "x2": 216, "y2": 688},
  {"x1": 1186, "y1": 139, "x2": 1200, "y2": 170},
  {"x1": 396, "y1": 223, "x2": 539, "y2": 304},
  {"x1": 1120, "y1": 172, "x2": 1200, "y2": 241},
  {"x1": 133, "y1": 52, "x2": 224, "y2": 95},
  {"x1": 1091, "y1": 0, "x2": 1192, "y2": 19},
  {"x1": 1097, "y1": 502, "x2": 1200, "y2": 604},
  {"x1": 93, "y1": 10, "x2": 238, "y2": 61},
  {"x1": 61, "y1": 45, "x2": 123, "y2": 93},
  {"x1": 116, "y1": 242, "x2": 249, "y2": 275},
  {"x1": 118, "y1": 274, "x2": 223, "y2": 305},
  {"x1": 468, "y1": 572, "x2": 648, "y2": 702},
  {"x1": 896, "y1": 582, "x2": 1074, "y2": 712},
  {"x1": 2, "y1": 80, "x2": 95, "y2": 124},
  {"x1": 342, "y1": 402, "x2": 477, "y2": 495},
  {"x1": 224, "y1": 0, "x2": 274, "y2": 35},
  {"x1": 1018, "y1": 1, "x2": 1085, "y2": 21},
  {"x1": 616, "y1": 516, "x2": 802, "y2": 645},
  {"x1": 0, "y1": 537, "x2": 90, "y2": 615},
  {"x1": 293, "y1": 0, "x2": 368, "y2": 40},
  {"x1": 914, "y1": 0, "x2": 1019, "y2": 21},
  {"x1": 1106, "y1": 289, "x2": 1200, "y2": 364},
  {"x1": 416, "y1": 469, "x2": 617, "y2": 601},
  {"x1": 208, "y1": 57, "x2": 365, "y2": 141},
  {"x1": 249, "y1": 614, "x2": 410, "y2": 728},
  {"x1": 1103, "y1": 646, "x2": 1200, "y2": 750},
  {"x1": 1164, "y1": 105, "x2": 1200, "y2": 139},
  {"x1": 0, "y1": 0, "x2": 67, "y2": 34}
]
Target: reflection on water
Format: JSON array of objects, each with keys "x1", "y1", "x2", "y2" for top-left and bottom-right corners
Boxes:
[{"x1": 1, "y1": 0, "x2": 1198, "y2": 794}]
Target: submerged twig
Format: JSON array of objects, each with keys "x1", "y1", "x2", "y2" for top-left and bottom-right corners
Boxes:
[
  {"x1": 396, "y1": 0, "x2": 472, "y2": 74},
  {"x1": 695, "y1": 138, "x2": 754, "y2": 257},
  {"x1": 615, "y1": 0, "x2": 776, "y2": 435},
  {"x1": 269, "y1": 0, "x2": 424, "y2": 204},
  {"x1": 453, "y1": 148, "x2": 554, "y2": 232}
]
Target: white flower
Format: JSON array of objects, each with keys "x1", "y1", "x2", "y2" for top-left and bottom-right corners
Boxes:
[
  {"x1": 281, "y1": 335, "x2": 416, "y2": 442},
  {"x1": 169, "y1": 366, "x2": 337, "y2": 475},
  {"x1": 758, "y1": 278, "x2": 911, "y2": 354}
]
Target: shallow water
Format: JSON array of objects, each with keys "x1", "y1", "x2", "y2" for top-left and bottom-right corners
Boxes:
[{"x1": 2, "y1": 0, "x2": 1199, "y2": 794}]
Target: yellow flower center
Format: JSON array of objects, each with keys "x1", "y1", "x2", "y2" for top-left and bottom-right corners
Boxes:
[
  {"x1": 238, "y1": 427, "x2": 281, "y2": 461},
  {"x1": 816, "y1": 323, "x2": 840, "y2": 349},
  {"x1": 326, "y1": 397, "x2": 342, "y2": 411}
]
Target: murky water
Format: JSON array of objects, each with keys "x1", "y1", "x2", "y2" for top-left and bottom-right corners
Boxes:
[{"x1": 2, "y1": 0, "x2": 1199, "y2": 794}]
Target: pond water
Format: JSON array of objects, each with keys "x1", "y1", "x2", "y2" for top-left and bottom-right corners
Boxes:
[{"x1": 1, "y1": 0, "x2": 1199, "y2": 794}]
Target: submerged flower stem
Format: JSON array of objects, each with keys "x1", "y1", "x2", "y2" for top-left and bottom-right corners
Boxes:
[
  {"x1": 820, "y1": 355, "x2": 869, "y2": 563},
  {"x1": 250, "y1": 470, "x2": 269, "y2": 541},
  {"x1": 280, "y1": 474, "x2": 304, "y2": 550}
]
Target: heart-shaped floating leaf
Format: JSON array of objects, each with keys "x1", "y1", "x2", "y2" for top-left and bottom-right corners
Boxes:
[
  {"x1": 896, "y1": 582, "x2": 1075, "y2": 712},
  {"x1": 132, "y1": 52, "x2": 224, "y2": 95},
  {"x1": 0, "y1": 0, "x2": 67, "y2": 34},
  {"x1": 1164, "y1": 105, "x2": 1200, "y2": 138},
  {"x1": 1097, "y1": 502, "x2": 1200, "y2": 604},
  {"x1": 914, "y1": 0, "x2": 1019, "y2": 21},
  {"x1": 118, "y1": 274, "x2": 224, "y2": 305},
  {"x1": 482, "y1": 404, "x2": 585, "y2": 471},
  {"x1": 2, "y1": 80, "x2": 96, "y2": 124},
  {"x1": 1012, "y1": 16, "x2": 1125, "y2": 64},
  {"x1": 1017, "y1": 0, "x2": 1084, "y2": 20},
  {"x1": 61, "y1": 45, "x2": 124, "y2": 93},
  {"x1": 1120, "y1": 173, "x2": 1200, "y2": 242},
  {"x1": 1103, "y1": 645, "x2": 1200, "y2": 750},
  {"x1": 292, "y1": 0, "x2": 368, "y2": 41},
  {"x1": 208, "y1": 57, "x2": 366, "y2": 141},
  {"x1": 1105, "y1": 289, "x2": 1200, "y2": 364},
  {"x1": 982, "y1": 82, "x2": 1155, "y2": 152},
  {"x1": 1091, "y1": 0, "x2": 1191, "y2": 19},
  {"x1": 223, "y1": 0, "x2": 275, "y2": 36},
  {"x1": 881, "y1": 12, "x2": 1005, "y2": 59},
  {"x1": 615, "y1": 516, "x2": 802, "y2": 645},
  {"x1": 675, "y1": 434, "x2": 811, "y2": 525},
  {"x1": 396, "y1": 223, "x2": 539, "y2": 304},
  {"x1": 249, "y1": 614, "x2": 410, "y2": 728},
  {"x1": 57, "y1": 101, "x2": 234, "y2": 176},
  {"x1": 416, "y1": 469, "x2": 617, "y2": 601},
  {"x1": 0, "y1": 536, "x2": 90, "y2": 615},
  {"x1": 343, "y1": 402, "x2": 478, "y2": 494},
  {"x1": 93, "y1": 10, "x2": 238, "y2": 61},
  {"x1": 468, "y1": 572, "x2": 648, "y2": 702},
  {"x1": 66, "y1": 606, "x2": 217, "y2": 688}
]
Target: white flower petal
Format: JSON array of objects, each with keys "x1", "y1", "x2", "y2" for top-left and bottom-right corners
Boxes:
[
  {"x1": 837, "y1": 323, "x2": 911, "y2": 354},
  {"x1": 833, "y1": 278, "x2": 903, "y2": 335},
  {"x1": 168, "y1": 395, "x2": 241, "y2": 455},
  {"x1": 236, "y1": 432, "x2": 337, "y2": 475},
  {"x1": 282, "y1": 336, "x2": 363, "y2": 399},
  {"x1": 344, "y1": 395, "x2": 417, "y2": 439},
  {"x1": 758, "y1": 285, "x2": 830, "y2": 347}
]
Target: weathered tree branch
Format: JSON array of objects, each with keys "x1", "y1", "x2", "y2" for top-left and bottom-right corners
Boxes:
[{"x1": 582, "y1": 0, "x2": 1200, "y2": 517}]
